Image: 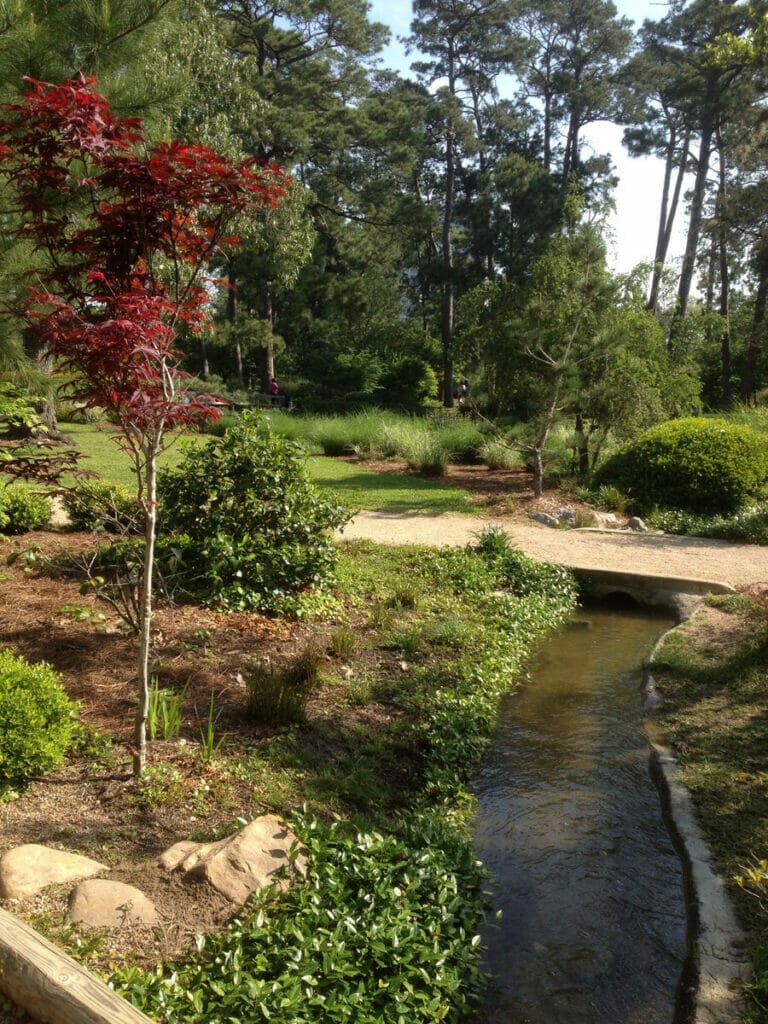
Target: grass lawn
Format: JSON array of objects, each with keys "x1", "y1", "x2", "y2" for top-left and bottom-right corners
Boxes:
[
  {"x1": 307, "y1": 456, "x2": 474, "y2": 514},
  {"x1": 652, "y1": 594, "x2": 768, "y2": 1022},
  {"x1": 57, "y1": 423, "x2": 476, "y2": 514}
]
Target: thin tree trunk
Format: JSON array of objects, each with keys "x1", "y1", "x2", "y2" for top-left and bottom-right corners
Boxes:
[
  {"x1": 647, "y1": 128, "x2": 689, "y2": 313},
  {"x1": 574, "y1": 411, "x2": 589, "y2": 475},
  {"x1": 441, "y1": 49, "x2": 457, "y2": 408},
  {"x1": 741, "y1": 237, "x2": 768, "y2": 402},
  {"x1": 670, "y1": 83, "x2": 717, "y2": 345},
  {"x1": 227, "y1": 259, "x2": 244, "y2": 390},
  {"x1": 716, "y1": 129, "x2": 731, "y2": 406},
  {"x1": 133, "y1": 442, "x2": 159, "y2": 778},
  {"x1": 262, "y1": 290, "x2": 276, "y2": 392}
]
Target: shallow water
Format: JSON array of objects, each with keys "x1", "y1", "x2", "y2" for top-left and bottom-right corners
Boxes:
[{"x1": 472, "y1": 607, "x2": 688, "y2": 1024}]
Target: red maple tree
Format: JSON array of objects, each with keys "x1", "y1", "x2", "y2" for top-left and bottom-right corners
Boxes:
[{"x1": 0, "y1": 75, "x2": 288, "y2": 774}]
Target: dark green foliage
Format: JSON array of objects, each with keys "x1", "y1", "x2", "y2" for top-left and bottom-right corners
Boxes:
[
  {"x1": 0, "y1": 649, "x2": 77, "y2": 793},
  {"x1": 114, "y1": 810, "x2": 487, "y2": 1023},
  {"x1": 379, "y1": 355, "x2": 439, "y2": 409},
  {"x1": 594, "y1": 417, "x2": 768, "y2": 514},
  {"x1": 158, "y1": 412, "x2": 350, "y2": 612},
  {"x1": 651, "y1": 503, "x2": 768, "y2": 545},
  {"x1": 0, "y1": 484, "x2": 50, "y2": 533},
  {"x1": 62, "y1": 479, "x2": 140, "y2": 533}
]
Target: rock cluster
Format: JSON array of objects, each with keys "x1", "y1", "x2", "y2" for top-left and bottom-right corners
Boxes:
[
  {"x1": 0, "y1": 815, "x2": 306, "y2": 931},
  {"x1": 529, "y1": 507, "x2": 648, "y2": 531}
]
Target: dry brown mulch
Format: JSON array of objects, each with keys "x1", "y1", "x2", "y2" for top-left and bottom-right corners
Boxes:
[{"x1": 0, "y1": 463, "x2": 592, "y2": 1010}]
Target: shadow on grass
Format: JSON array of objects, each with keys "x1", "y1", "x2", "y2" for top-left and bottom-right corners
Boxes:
[{"x1": 309, "y1": 463, "x2": 474, "y2": 515}]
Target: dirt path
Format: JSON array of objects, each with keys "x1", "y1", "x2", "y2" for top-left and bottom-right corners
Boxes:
[{"x1": 340, "y1": 511, "x2": 768, "y2": 590}]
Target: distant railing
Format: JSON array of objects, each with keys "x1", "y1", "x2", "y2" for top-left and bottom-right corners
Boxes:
[{"x1": 250, "y1": 393, "x2": 292, "y2": 410}]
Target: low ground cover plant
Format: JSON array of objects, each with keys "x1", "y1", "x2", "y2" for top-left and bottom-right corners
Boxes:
[{"x1": 108, "y1": 535, "x2": 576, "y2": 1022}]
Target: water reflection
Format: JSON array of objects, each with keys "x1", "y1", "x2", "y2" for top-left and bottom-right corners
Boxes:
[{"x1": 472, "y1": 608, "x2": 687, "y2": 1024}]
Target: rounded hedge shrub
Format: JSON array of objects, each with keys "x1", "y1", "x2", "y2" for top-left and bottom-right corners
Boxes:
[
  {"x1": 0, "y1": 649, "x2": 77, "y2": 792},
  {"x1": 158, "y1": 412, "x2": 351, "y2": 613},
  {"x1": 593, "y1": 417, "x2": 768, "y2": 514},
  {"x1": 0, "y1": 483, "x2": 51, "y2": 533},
  {"x1": 62, "y1": 479, "x2": 141, "y2": 534}
]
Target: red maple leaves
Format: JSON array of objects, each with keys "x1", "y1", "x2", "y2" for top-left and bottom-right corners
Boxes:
[{"x1": 0, "y1": 74, "x2": 288, "y2": 440}]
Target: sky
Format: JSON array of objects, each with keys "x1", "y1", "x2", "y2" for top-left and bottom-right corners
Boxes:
[{"x1": 365, "y1": 0, "x2": 685, "y2": 275}]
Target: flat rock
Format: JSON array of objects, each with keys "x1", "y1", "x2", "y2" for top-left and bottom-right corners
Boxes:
[
  {"x1": 159, "y1": 815, "x2": 307, "y2": 904},
  {"x1": 0, "y1": 844, "x2": 106, "y2": 900},
  {"x1": 68, "y1": 879, "x2": 158, "y2": 928},
  {"x1": 529, "y1": 512, "x2": 559, "y2": 527}
]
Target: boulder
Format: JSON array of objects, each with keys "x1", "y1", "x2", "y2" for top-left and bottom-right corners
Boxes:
[
  {"x1": 626, "y1": 516, "x2": 649, "y2": 533},
  {"x1": 159, "y1": 815, "x2": 308, "y2": 905},
  {"x1": 529, "y1": 512, "x2": 559, "y2": 528},
  {"x1": 552, "y1": 506, "x2": 576, "y2": 525},
  {"x1": 0, "y1": 844, "x2": 106, "y2": 900},
  {"x1": 589, "y1": 511, "x2": 620, "y2": 528},
  {"x1": 68, "y1": 879, "x2": 158, "y2": 928}
]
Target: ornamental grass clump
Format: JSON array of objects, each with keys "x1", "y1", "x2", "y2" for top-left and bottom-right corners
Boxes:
[
  {"x1": 244, "y1": 646, "x2": 323, "y2": 724},
  {"x1": 0, "y1": 649, "x2": 77, "y2": 793}
]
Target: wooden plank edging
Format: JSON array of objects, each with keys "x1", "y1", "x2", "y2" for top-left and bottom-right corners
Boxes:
[{"x1": 0, "y1": 907, "x2": 155, "y2": 1024}]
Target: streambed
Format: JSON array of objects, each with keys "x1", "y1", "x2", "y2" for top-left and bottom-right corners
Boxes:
[{"x1": 473, "y1": 607, "x2": 688, "y2": 1024}]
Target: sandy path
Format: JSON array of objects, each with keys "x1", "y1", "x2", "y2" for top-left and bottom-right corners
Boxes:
[{"x1": 339, "y1": 511, "x2": 768, "y2": 590}]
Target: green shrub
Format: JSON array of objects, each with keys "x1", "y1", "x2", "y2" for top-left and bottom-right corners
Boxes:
[
  {"x1": 0, "y1": 484, "x2": 51, "y2": 533},
  {"x1": 158, "y1": 412, "x2": 350, "y2": 613},
  {"x1": 593, "y1": 417, "x2": 768, "y2": 514},
  {"x1": 62, "y1": 479, "x2": 140, "y2": 533},
  {"x1": 0, "y1": 649, "x2": 77, "y2": 792},
  {"x1": 650, "y1": 503, "x2": 768, "y2": 545}
]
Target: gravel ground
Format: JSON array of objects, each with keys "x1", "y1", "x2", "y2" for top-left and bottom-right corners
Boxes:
[{"x1": 339, "y1": 511, "x2": 768, "y2": 590}]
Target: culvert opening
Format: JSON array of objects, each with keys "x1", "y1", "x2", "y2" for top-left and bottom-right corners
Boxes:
[{"x1": 596, "y1": 589, "x2": 641, "y2": 610}]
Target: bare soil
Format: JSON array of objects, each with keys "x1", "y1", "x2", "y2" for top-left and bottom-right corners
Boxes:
[{"x1": 0, "y1": 463, "x2": 764, "y2": 1022}]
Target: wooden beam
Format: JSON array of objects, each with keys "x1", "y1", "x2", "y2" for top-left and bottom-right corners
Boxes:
[{"x1": 0, "y1": 907, "x2": 156, "y2": 1024}]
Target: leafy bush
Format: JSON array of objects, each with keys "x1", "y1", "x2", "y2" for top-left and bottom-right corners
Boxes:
[
  {"x1": 379, "y1": 355, "x2": 439, "y2": 409},
  {"x1": 62, "y1": 479, "x2": 140, "y2": 533},
  {"x1": 651, "y1": 503, "x2": 768, "y2": 545},
  {"x1": 0, "y1": 483, "x2": 51, "y2": 533},
  {"x1": 0, "y1": 649, "x2": 77, "y2": 792},
  {"x1": 158, "y1": 412, "x2": 350, "y2": 612},
  {"x1": 593, "y1": 417, "x2": 768, "y2": 514}
]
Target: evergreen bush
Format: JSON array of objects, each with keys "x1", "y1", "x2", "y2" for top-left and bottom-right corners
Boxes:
[
  {"x1": 0, "y1": 649, "x2": 77, "y2": 792},
  {"x1": 158, "y1": 412, "x2": 350, "y2": 613},
  {"x1": 593, "y1": 417, "x2": 768, "y2": 514},
  {"x1": 0, "y1": 483, "x2": 51, "y2": 533},
  {"x1": 62, "y1": 479, "x2": 140, "y2": 533}
]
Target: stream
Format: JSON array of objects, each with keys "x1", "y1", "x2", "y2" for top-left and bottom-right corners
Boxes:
[{"x1": 472, "y1": 606, "x2": 689, "y2": 1024}]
